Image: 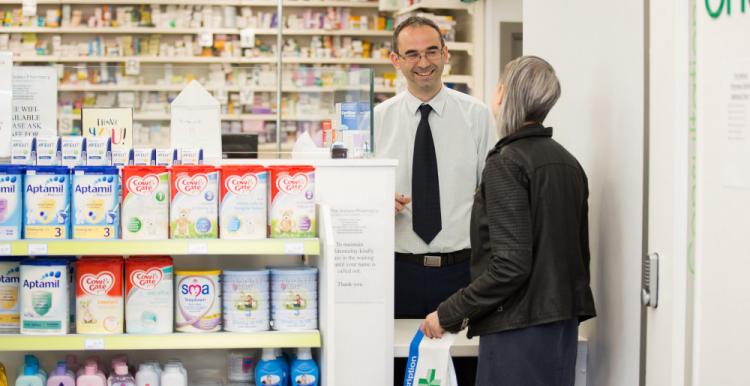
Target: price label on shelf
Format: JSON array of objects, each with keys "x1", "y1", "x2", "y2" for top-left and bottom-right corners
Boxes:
[
  {"x1": 22, "y1": 0, "x2": 36, "y2": 17},
  {"x1": 199, "y1": 31, "x2": 214, "y2": 47},
  {"x1": 240, "y1": 89, "x2": 254, "y2": 106},
  {"x1": 188, "y1": 243, "x2": 209, "y2": 255},
  {"x1": 240, "y1": 28, "x2": 256, "y2": 48},
  {"x1": 0, "y1": 244, "x2": 11, "y2": 256},
  {"x1": 28, "y1": 243, "x2": 48, "y2": 256},
  {"x1": 125, "y1": 59, "x2": 140, "y2": 76},
  {"x1": 84, "y1": 338, "x2": 105, "y2": 350},
  {"x1": 284, "y1": 242, "x2": 305, "y2": 255}
]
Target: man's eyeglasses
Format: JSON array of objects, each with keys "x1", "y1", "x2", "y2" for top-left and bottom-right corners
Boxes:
[{"x1": 397, "y1": 47, "x2": 444, "y2": 64}]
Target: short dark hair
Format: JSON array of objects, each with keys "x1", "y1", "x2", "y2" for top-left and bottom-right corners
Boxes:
[{"x1": 392, "y1": 16, "x2": 445, "y2": 55}]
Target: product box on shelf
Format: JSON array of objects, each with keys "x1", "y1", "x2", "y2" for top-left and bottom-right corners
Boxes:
[
  {"x1": 0, "y1": 165, "x2": 24, "y2": 240},
  {"x1": 71, "y1": 166, "x2": 120, "y2": 240},
  {"x1": 220, "y1": 166, "x2": 267, "y2": 240},
  {"x1": 175, "y1": 269, "x2": 222, "y2": 333},
  {"x1": 0, "y1": 257, "x2": 21, "y2": 333},
  {"x1": 35, "y1": 136, "x2": 62, "y2": 166},
  {"x1": 125, "y1": 256, "x2": 174, "y2": 334},
  {"x1": 133, "y1": 148, "x2": 156, "y2": 166},
  {"x1": 19, "y1": 258, "x2": 70, "y2": 335},
  {"x1": 112, "y1": 148, "x2": 134, "y2": 167},
  {"x1": 170, "y1": 165, "x2": 219, "y2": 239},
  {"x1": 268, "y1": 166, "x2": 316, "y2": 238},
  {"x1": 223, "y1": 270, "x2": 270, "y2": 333},
  {"x1": 84, "y1": 137, "x2": 112, "y2": 166},
  {"x1": 177, "y1": 148, "x2": 204, "y2": 166},
  {"x1": 61, "y1": 137, "x2": 85, "y2": 168},
  {"x1": 76, "y1": 257, "x2": 124, "y2": 334},
  {"x1": 23, "y1": 166, "x2": 70, "y2": 240},
  {"x1": 156, "y1": 148, "x2": 178, "y2": 167},
  {"x1": 121, "y1": 166, "x2": 170, "y2": 240},
  {"x1": 11, "y1": 137, "x2": 36, "y2": 166}
]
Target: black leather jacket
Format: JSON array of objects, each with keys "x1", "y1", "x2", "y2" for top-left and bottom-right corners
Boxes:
[{"x1": 437, "y1": 124, "x2": 596, "y2": 338}]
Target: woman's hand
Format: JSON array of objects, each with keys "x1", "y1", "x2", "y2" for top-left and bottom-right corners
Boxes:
[{"x1": 420, "y1": 311, "x2": 445, "y2": 339}]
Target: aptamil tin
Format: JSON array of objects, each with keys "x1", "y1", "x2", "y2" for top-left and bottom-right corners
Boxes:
[
  {"x1": 76, "y1": 257, "x2": 124, "y2": 334},
  {"x1": 72, "y1": 166, "x2": 120, "y2": 239},
  {"x1": 222, "y1": 270, "x2": 270, "y2": 332},
  {"x1": 126, "y1": 256, "x2": 173, "y2": 334},
  {"x1": 0, "y1": 165, "x2": 24, "y2": 240},
  {"x1": 0, "y1": 257, "x2": 21, "y2": 332},
  {"x1": 220, "y1": 166, "x2": 267, "y2": 240},
  {"x1": 19, "y1": 258, "x2": 69, "y2": 334},
  {"x1": 24, "y1": 166, "x2": 70, "y2": 240},
  {"x1": 269, "y1": 267, "x2": 318, "y2": 331},
  {"x1": 175, "y1": 270, "x2": 221, "y2": 333}
]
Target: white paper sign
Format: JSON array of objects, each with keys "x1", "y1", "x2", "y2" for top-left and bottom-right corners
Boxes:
[
  {"x1": 22, "y1": 0, "x2": 36, "y2": 17},
  {"x1": 170, "y1": 80, "x2": 221, "y2": 162},
  {"x1": 28, "y1": 243, "x2": 48, "y2": 255},
  {"x1": 0, "y1": 244, "x2": 11, "y2": 256},
  {"x1": 284, "y1": 242, "x2": 305, "y2": 255},
  {"x1": 187, "y1": 242, "x2": 209, "y2": 254},
  {"x1": 199, "y1": 30, "x2": 213, "y2": 47},
  {"x1": 0, "y1": 52, "x2": 12, "y2": 157},
  {"x1": 331, "y1": 206, "x2": 386, "y2": 303},
  {"x1": 84, "y1": 338, "x2": 105, "y2": 350},
  {"x1": 240, "y1": 28, "x2": 256, "y2": 48},
  {"x1": 125, "y1": 58, "x2": 140, "y2": 76},
  {"x1": 82, "y1": 107, "x2": 133, "y2": 149},
  {"x1": 12, "y1": 66, "x2": 57, "y2": 138},
  {"x1": 721, "y1": 60, "x2": 750, "y2": 189}
]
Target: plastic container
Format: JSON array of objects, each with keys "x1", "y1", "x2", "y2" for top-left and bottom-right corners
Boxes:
[
  {"x1": 227, "y1": 350, "x2": 260, "y2": 383},
  {"x1": 16, "y1": 363, "x2": 44, "y2": 386},
  {"x1": 160, "y1": 364, "x2": 186, "y2": 386},
  {"x1": 0, "y1": 165, "x2": 24, "y2": 240},
  {"x1": 270, "y1": 267, "x2": 318, "y2": 331},
  {"x1": 23, "y1": 166, "x2": 70, "y2": 240},
  {"x1": 0, "y1": 257, "x2": 21, "y2": 333},
  {"x1": 0, "y1": 361, "x2": 6, "y2": 386},
  {"x1": 175, "y1": 270, "x2": 221, "y2": 332},
  {"x1": 76, "y1": 362, "x2": 106, "y2": 386},
  {"x1": 255, "y1": 348, "x2": 285, "y2": 386},
  {"x1": 135, "y1": 363, "x2": 160, "y2": 386},
  {"x1": 109, "y1": 363, "x2": 135, "y2": 386},
  {"x1": 222, "y1": 270, "x2": 270, "y2": 332},
  {"x1": 71, "y1": 166, "x2": 120, "y2": 239},
  {"x1": 20, "y1": 258, "x2": 70, "y2": 334},
  {"x1": 291, "y1": 348, "x2": 319, "y2": 386},
  {"x1": 47, "y1": 361, "x2": 75, "y2": 386}
]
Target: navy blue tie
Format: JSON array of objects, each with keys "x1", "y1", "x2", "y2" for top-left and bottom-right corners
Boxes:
[{"x1": 412, "y1": 104, "x2": 442, "y2": 244}]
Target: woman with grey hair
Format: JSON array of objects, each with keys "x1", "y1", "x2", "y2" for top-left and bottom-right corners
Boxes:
[{"x1": 419, "y1": 56, "x2": 596, "y2": 385}]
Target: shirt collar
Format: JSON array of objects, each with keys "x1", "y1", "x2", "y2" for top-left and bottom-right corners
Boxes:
[{"x1": 404, "y1": 86, "x2": 448, "y2": 117}]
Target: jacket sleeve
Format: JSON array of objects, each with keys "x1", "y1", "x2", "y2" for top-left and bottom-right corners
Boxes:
[{"x1": 437, "y1": 154, "x2": 533, "y2": 331}]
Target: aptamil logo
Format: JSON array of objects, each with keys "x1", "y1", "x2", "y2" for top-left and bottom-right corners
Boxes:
[
  {"x1": 0, "y1": 176, "x2": 18, "y2": 193},
  {"x1": 26, "y1": 176, "x2": 66, "y2": 194},
  {"x1": 130, "y1": 269, "x2": 163, "y2": 290},
  {"x1": 80, "y1": 272, "x2": 115, "y2": 295},
  {"x1": 75, "y1": 184, "x2": 113, "y2": 194},
  {"x1": 706, "y1": 0, "x2": 749, "y2": 18},
  {"x1": 0, "y1": 273, "x2": 19, "y2": 284},
  {"x1": 225, "y1": 174, "x2": 258, "y2": 195},
  {"x1": 176, "y1": 174, "x2": 208, "y2": 195},
  {"x1": 23, "y1": 271, "x2": 62, "y2": 289},
  {"x1": 180, "y1": 280, "x2": 211, "y2": 297},
  {"x1": 276, "y1": 173, "x2": 308, "y2": 194},
  {"x1": 127, "y1": 175, "x2": 159, "y2": 196}
]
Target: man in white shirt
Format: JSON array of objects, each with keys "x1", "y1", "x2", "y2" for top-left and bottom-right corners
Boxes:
[{"x1": 374, "y1": 16, "x2": 496, "y2": 385}]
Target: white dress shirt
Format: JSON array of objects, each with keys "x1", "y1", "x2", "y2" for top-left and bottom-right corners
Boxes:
[{"x1": 374, "y1": 86, "x2": 497, "y2": 254}]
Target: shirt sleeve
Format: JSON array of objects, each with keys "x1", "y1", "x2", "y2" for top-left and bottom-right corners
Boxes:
[
  {"x1": 437, "y1": 154, "x2": 533, "y2": 331},
  {"x1": 475, "y1": 106, "x2": 498, "y2": 185}
]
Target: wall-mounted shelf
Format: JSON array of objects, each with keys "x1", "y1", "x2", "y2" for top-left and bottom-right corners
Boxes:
[
  {"x1": 0, "y1": 331, "x2": 321, "y2": 351},
  {"x1": 0, "y1": 0, "x2": 379, "y2": 6},
  {"x1": 58, "y1": 83, "x2": 395, "y2": 93},
  {"x1": 2, "y1": 26, "x2": 392, "y2": 36},
  {"x1": 394, "y1": 0, "x2": 472, "y2": 16},
  {"x1": 13, "y1": 55, "x2": 391, "y2": 65},
  {"x1": 0, "y1": 238, "x2": 320, "y2": 256}
]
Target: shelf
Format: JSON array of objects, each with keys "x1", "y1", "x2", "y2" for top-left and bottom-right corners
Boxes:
[
  {"x1": 446, "y1": 41, "x2": 473, "y2": 53},
  {"x1": 395, "y1": 0, "x2": 472, "y2": 16},
  {"x1": 3, "y1": 26, "x2": 392, "y2": 36},
  {"x1": 0, "y1": 238, "x2": 320, "y2": 256},
  {"x1": 60, "y1": 112, "x2": 336, "y2": 121},
  {"x1": 58, "y1": 83, "x2": 394, "y2": 92},
  {"x1": 0, "y1": 0, "x2": 379, "y2": 6},
  {"x1": 443, "y1": 74, "x2": 472, "y2": 86},
  {"x1": 0, "y1": 331, "x2": 321, "y2": 351},
  {"x1": 13, "y1": 55, "x2": 391, "y2": 65}
]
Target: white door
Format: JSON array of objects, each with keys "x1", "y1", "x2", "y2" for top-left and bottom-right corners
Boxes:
[{"x1": 644, "y1": 0, "x2": 690, "y2": 385}]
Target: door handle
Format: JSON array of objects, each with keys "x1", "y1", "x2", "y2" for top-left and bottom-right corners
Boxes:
[{"x1": 641, "y1": 253, "x2": 659, "y2": 308}]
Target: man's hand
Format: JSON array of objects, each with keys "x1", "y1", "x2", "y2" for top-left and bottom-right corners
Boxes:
[
  {"x1": 420, "y1": 311, "x2": 445, "y2": 339},
  {"x1": 395, "y1": 193, "x2": 412, "y2": 214}
]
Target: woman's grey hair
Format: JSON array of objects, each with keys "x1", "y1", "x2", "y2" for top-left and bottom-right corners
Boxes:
[{"x1": 497, "y1": 56, "x2": 561, "y2": 137}]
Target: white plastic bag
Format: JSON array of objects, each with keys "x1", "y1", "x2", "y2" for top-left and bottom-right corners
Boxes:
[{"x1": 403, "y1": 329, "x2": 459, "y2": 386}]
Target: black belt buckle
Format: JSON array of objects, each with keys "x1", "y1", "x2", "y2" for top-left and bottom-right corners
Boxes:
[{"x1": 423, "y1": 255, "x2": 442, "y2": 267}]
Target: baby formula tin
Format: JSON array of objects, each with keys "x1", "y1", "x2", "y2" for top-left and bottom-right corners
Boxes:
[
  {"x1": 72, "y1": 166, "x2": 120, "y2": 239},
  {"x1": 223, "y1": 270, "x2": 270, "y2": 332},
  {"x1": 170, "y1": 166, "x2": 219, "y2": 239},
  {"x1": 0, "y1": 165, "x2": 24, "y2": 240},
  {"x1": 269, "y1": 267, "x2": 318, "y2": 331},
  {"x1": 268, "y1": 166, "x2": 316, "y2": 238},
  {"x1": 76, "y1": 257, "x2": 124, "y2": 334},
  {"x1": 121, "y1": 166, "x2": 169, "y2": 240},
  {"x1": 220, "y1": 166, "x2": 268, "y2": 240},
  {"x1": 20, "y1": 258, "x2": 69, "y2": 334},
  {"x1": 24, "y1": 166, "x2": 70, "y2": 240},
  {"x1": 0, "y1": 257, "x2": 21, "y2": 332},
  {"x1": 125, "y1": 256, "x2": 173, "y2": 334},
  {"x1": 175, "y1": 270, "x2": 221, "y2": 333}
]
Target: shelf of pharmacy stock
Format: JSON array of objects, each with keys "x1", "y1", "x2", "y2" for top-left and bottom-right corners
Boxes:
[
  {"x1": 0, "y1": 0, "x2": 381, "y2": 7},
  {"x1": 0, "y1": 238, "x2": 321, "y2": 256},
  {"x1": 0, "y1": 331, "x2": 322, "y2": 351}
]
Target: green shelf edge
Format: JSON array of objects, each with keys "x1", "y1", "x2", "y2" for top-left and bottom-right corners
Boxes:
[
  {"x1": 0, "y1": 239, "x2": 320, "y2": 256},
  {"x1": 0, "y1": 331, "x2": 321, "y2": 351}
]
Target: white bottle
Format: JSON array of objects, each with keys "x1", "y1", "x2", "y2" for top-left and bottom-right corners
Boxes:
[
  {"x1": 160, "y1": 364, "x2": 186, "y2": 386},
  {"x1": 135, "y1": 364, "x2": 160, "y2": 386}
]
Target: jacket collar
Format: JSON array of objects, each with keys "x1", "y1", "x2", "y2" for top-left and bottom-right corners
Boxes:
[{"x1": 490, "y1": 123, "x2": 553, "y2": 155}]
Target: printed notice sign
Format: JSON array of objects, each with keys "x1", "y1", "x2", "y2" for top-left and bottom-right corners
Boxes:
[
  {"x1": 12, "y1": 66, "x2": 57, "y2": 138},
  {"x1": 721, "y1": 61, "x2": 750, "y2": 189},
  {"x1": 82, "y1": 107, "x2": 133, "y2": 149},
  {"x1": 331, "y1": 206, "x2": 386, "y2": 303},
  {"x1": 0, "y1": 52, "x2": 12, "y2": 157}
]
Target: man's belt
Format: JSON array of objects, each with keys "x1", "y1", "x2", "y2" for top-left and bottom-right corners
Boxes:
[{"x1": 395, "y1": 249, "x2": 471, "y2": 268}]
